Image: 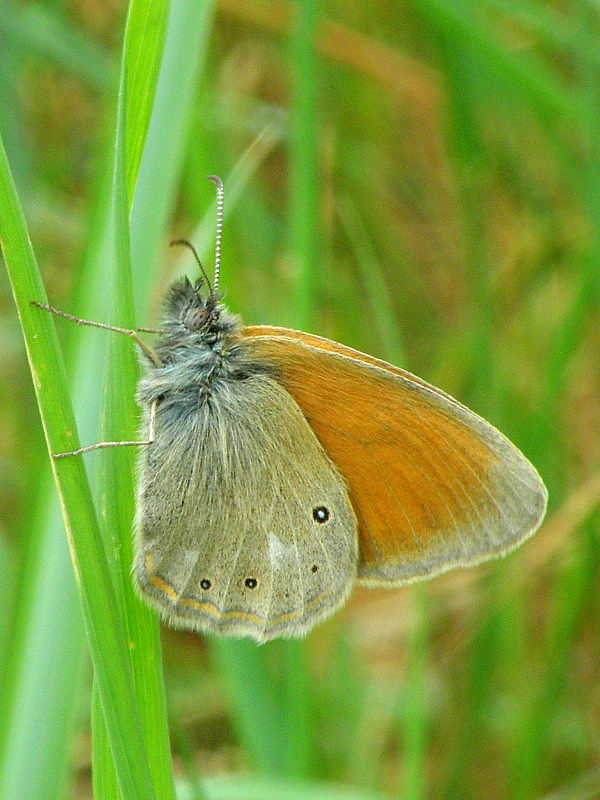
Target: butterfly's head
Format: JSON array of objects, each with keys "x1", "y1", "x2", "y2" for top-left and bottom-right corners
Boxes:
[
  {"x1": 158, "y1": 276, "x2": 239, "y2": 356},
  {"x1": 156, "y1": 178, "x2": 240, "y2": 360},
  {"x1": 180, "y1": 277, "x2": 218, "y2": 333}
]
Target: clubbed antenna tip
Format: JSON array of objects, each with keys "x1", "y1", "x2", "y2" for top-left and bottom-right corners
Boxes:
[{"x1": 207, "y1": 176, "x2": 224, "y2": 294}]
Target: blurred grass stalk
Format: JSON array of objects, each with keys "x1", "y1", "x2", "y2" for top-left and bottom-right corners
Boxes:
[{"x1": 285, "y1": 0, "x2": 321, "y2": 779}]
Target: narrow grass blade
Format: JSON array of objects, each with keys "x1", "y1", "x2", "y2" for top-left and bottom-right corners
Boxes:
[
  {"x1": 0, "y1": 134, "x2": 155, "y2": 799},
  {"x1": 181, "y1": 774, "x2": 393, "y2": 800},
  {"x1": 124, "y1": 0, "x2": 171, "y2": 200},
  {"x1": 130, "y1": 0, "x2": 217, "y2": 308},
  {"x1": 290, "y1": 0, "x2": 321, "y2": 335},
  {"x1": 0, "y1": 491, "x2": 85, "y2": 800},
  {"x1": 507, "y1": 519, "x2": 599, "y2": 800},
  {"x1": 398, "y1": 589, "x2": 430, "y2": 800},
  {"x1": 211, "y1": 639, "x2": 287, "y2": 775},
  {"x1": 90, "y1": 1, "x2": 175, "y2": 797},
  {"x1": 0, "y1": 0, "x2": 33, "y2": 198},
  {"x1": 279, "y1": 0, "x2": 323, "y2": 779},
  {"x1": 91, "y1": 683, "x2": 120, "y2": 799},
  {"x1": 335, "y1": 194, "x2": 407, "y2": 367}
]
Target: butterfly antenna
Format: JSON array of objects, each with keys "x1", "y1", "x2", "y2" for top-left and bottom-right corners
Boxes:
[
  {"x1": 207, "y1": 175, "x2": 223, "y2": 295},
  {"x1": 169, "y1": 239, "x2": 213, "y2": 294}
]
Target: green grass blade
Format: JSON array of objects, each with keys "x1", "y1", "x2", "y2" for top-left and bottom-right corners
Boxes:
[
  {"x1": 335, "y1": 194, "x2": 407, "y2": 367},
  {"x1": 0, "y1": 0, "x2": 33, "y2": 198},
  {"x1": 0, "y1": 492, "x2": 85, "y2": 800},
  {"x1": 0, "y1": 117, "x2": 112, "y2": 800},
  {"x1": 211, "y1": 639, "x2": 287, "y2": 775},
  {"x1": 0, "y1": 533, "x2": 16, "y2": 691},
  {"x1": 277, "y1": 0, "x2": 324, "y2": 779},
  {"x1": 507, "y1": 518, "x2": 600, "y2": 799},
  {"x1": 130, "y1": 0, "x2": 216, "y2": 307},
  {"x1": 398, "y1": 589, "x2": 430, "y2": 800},
  {"x1": 290, "y1": 0, "x2": 321, "y2": 335},
  {"x1": 124, "y1": 0, "x2": 170, "y2": 200},
  {"x1": 182, "y1": 127, "x2": 284, "y2": 278},
  {"x1": 92, "y1": 683, "x2": 121, "y2": 799},
  {"x1": 91, "y1": 68, "x2": 156, "y2": 800},
  {"x1": 90, "y1": 1, "x2": 175, "y2": 797},
  {"x1": 181, "y1": 774, "x2": 392, "y2": 800},
  {"x1": 0, "y1": 133, "x2": 155, "y2": 800}
]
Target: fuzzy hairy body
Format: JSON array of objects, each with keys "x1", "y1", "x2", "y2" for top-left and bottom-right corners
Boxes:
[{"x1": 134, "y1": 280, "x2": 358, "y2": 642}]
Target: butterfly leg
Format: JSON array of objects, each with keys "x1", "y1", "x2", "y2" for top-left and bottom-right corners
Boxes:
[
  {"x1": 52, "y1": 398, "x2": 158, "y2": 459},
  {"x1": 32, "y1": 301, "x2": 163, "y2": 367},
  {"x1": 32, "y1": 301, "x2": 161, "y2": 458}
]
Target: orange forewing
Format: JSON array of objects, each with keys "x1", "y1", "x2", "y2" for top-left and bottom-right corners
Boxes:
[
  {"x1": 242, "y1": 326, "x2": 546, "y2": 584},
  {"x1": 244, "y1": 326, "x2": 451, "y2": 395}
]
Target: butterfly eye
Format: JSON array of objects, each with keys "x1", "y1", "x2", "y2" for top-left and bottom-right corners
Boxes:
[
  {"x1": 244, "y1": 577, "x2": 258, "y2": 589},
  {"x1": 200, "y1": 578, "x2": 212, "y2": 590},
  {"x1": 184, "y1": 305, "x2": 209, "y2": 331},
  {"x1": 313, "y1": 506, "x2": 330, "y2": 523}
]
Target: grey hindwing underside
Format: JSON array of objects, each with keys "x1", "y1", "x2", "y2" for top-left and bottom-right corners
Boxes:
[{"x1": 134, "y1": 373, "x2": 358, "y2": 642}]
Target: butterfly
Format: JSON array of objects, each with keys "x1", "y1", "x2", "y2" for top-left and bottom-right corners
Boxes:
[{"x1": 38, "y1": 177, "x2": 547, "y2": 643}]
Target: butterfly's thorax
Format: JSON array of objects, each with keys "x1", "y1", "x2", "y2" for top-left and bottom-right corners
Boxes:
[{"x1": 136, "y1": 279, "x2": 271, "y2": 411}]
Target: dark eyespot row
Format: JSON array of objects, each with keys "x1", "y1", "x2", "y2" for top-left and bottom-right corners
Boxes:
[
  {"x1": 198, "y1": 560, "x2": 323, "y2": 594},
  {"x1": 199, "y1": 577, "x2": 260, "y2": 590}
]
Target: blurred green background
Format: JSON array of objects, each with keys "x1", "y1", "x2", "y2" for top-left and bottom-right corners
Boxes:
[{"x1": 1, "y1": 0, "x2": 599, "y2": 799}]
